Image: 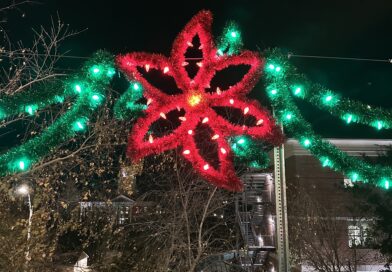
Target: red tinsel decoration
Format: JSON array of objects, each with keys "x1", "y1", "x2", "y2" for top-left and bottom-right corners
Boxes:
[{"x1": 117, "y1": 10, "x2": 282, "y2": 191}]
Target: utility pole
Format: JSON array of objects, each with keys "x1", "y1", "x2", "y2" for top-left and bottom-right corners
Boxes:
[{"x1": 274, "y1": 141, "x2": 290, "y2": 271}]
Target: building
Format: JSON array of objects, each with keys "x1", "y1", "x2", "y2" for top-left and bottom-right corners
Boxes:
[
  {"x1": 284, "y1": 138, "x2": 391, "y2": 272},
  {"x1": 79, "y1": 194, "x2": 135, "y2": 225}
]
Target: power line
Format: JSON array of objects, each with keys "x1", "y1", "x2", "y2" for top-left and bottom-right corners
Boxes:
[
  {"x1": 1, "y1": 49, "x2": 392, "y2": 64},
  {"x1": 0, "y1": 51, "x2": 90, "y2": 59},
  {"x1": 288, "y1": 52, "x2": 392, "y2": 64}
]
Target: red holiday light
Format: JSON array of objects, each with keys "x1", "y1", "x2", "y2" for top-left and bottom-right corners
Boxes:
[{"x1": 117, "y1": 10, "x2": 282, "y2": 191}]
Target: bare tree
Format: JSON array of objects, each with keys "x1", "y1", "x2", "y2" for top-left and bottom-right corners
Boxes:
[{"x1": 289, "y1": 185, "x2": 383, "y2": 272}]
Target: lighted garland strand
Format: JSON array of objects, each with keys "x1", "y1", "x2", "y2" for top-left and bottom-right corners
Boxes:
[
  {"x1": 215, "y1": 21, "x2": 271, "y2": 170},
  {"x1": 229, "y1": 135, "x2": 270, "y2": 169},
  {"x1": 216, "y1": 21, "x2": 243, "y2": 56},
  {"x1": 264, "y1": 49, "x2": 392, "y2": 189},
  {"x1": 269, "y1": 53, "x2": 392, "y2": 130},
  {"x1": 0, "y1": 50, "x2": 115, "y2": 176},
  {"x1": 114, "y1": 81, "x2": 147, "y2": 120}
]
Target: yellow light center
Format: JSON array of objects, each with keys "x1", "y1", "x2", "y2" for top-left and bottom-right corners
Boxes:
[{"x1": 188, "y1": 93, "x2": 202, "y2": 107}]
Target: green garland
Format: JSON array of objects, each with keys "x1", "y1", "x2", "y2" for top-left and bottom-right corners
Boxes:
[
  {"x1": 0, "y1": 51, "x2": 115, "y2": 176},
  {"x1": 268, "y1": 53, "x2": 392, "y2": 130},
  {"x1": 264, "y1": 49, "x2": 391, "y2": 189},
  {"x1": 216, "y1": 21, "x2": 243, "y2": 56},
  {"x1": 229, "y1": 135, "x2": 270, "y2": 170},
  {"x1": 114, "y1": 81, "x2": 146, "y2": 120}
]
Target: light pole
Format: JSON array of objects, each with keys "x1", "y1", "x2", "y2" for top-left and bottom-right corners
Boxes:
[{"x1": 16, "y1": 184, "x2": 33, "y2": 264}]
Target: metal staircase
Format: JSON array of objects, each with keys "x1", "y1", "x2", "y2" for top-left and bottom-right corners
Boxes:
[{"x1": 235, "y1": 173, "x2": 277, "y2": 270}]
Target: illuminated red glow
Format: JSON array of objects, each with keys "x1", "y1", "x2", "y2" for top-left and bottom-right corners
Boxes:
[{"x1": 117, "y1": 10, "x2": 282, "y2": 191}]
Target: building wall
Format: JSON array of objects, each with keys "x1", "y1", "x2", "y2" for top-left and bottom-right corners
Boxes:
[{"x1": 283, "y1": 142, "x2": 387, "y2": 271}]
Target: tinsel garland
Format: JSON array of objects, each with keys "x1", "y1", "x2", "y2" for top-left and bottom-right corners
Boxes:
[
  {"x1": 268, "y1": 52, "x2": 392, "y2": 130},
  {"x1": 117, "y1": 11, "x2": 282, "y2": 191},
  {"x1": 0, "y1": 51, "x2": 115, "y2": 175},
  {"x1": 216, "y1": 21, "x2": 243, "y2": 56},
  {"x1": 265, "y1": 49, "x2": 392, "y2": 189},
  {"x1": 114, "y1": 81, "x2": 147, "y2": 120}
]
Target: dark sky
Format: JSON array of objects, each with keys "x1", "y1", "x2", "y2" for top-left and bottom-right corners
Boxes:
[{"x1": 5, "y1": 0, "x2": 392, "y2": 139}]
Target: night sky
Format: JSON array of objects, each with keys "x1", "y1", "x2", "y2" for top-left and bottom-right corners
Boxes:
[{"x1": 4, "y1": 0, "x2": 392, "y2": 139}]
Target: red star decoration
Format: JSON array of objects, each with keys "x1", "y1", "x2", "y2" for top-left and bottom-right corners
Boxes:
[{"x1": 117, "y1": 11, "x2": 283, "y2": 191}]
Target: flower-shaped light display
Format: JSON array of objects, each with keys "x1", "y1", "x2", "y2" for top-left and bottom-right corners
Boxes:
[{"x1": 117, "y1": 10, "x2": 282, "y2": 191}]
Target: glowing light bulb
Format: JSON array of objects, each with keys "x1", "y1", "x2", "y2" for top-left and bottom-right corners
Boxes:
[
  {"x1": 203, "y1": 164, "x2": 209, "y2": 170},
  {"x1": 230, "y1": 31, "x2": 237, "y2": 38},
  {"x1": 202, "y1": 117, "x2": 209, "y2": 123},
  {"x1": 179, "y1": 116, "x2": 186, "y2": 121},
  {"x1": 145, "y1": 64, "x2": 150, "y2": 72},
  {"x1": 19, "y1": 161, "x2": 25, "y2": 170},
  {"x1": 384, "y1": 180, "x2": 390, "y2": 189},
  {"x1": 72, "y1": 119, "x2": 87, "y2": 132},
  {"x1": 325, "y1": 95, "x2": 332, "y2": 102},
  {"x1": 294, "y1": 87, "x2": 301, "y2": 95},
  {"x1": 229, "y1": 99, "x2": 234, "y2": 104},
  {"x1": 237, "y1": 138, "x2": 245, "y2": 144},
  {"x1": 211, "y1": 134, "x2": 219, "y2": 140},
  {"x1": 244, "y1": 107, "x2": 249, "y2": 114},
  {"x1": 188, "y1": 94, "x2": 202, "y2": 106},
  {"x1": 93, "y1": 67, "x2": 100, "y2": 74},
  {"x1": 275, "y1": 66, "x2": 281, "y2": 72},
  {"x1": 285, "y1": 113, "x2": 292, "y2": 120},
  {"x1": 133, "y1": 83, "x2": 140, "y2": 90},
  {"x1": 196, "y1": 62, "x2": 203, "y2": 67},
  {"x1": 75, "y1": 84, "x2": 82, "y2": 93},
  {"x1": 92, "y1": 94, "x2": 100, "y2": 101},
  {"x1": 216, "y1": 87, "x2": 222, "y2": 95},
  {"x1": 163, "y1": 67, "x2": 169, "y2": 74},
  {"x1": 187, "y1": 41, "x2": 193, "y2": 47},
  {"x1": 268, "y1": 64, "x2": 275, "y2": 70},
  {"x1": 270, "y1": 89, "x2": 277, "y2": 95},
  {"x1": 351, "y1": 172, "x2": 359, "y2": 181},
  {"x1": 149, "y1": 135, "x2": 154, "y2": 143},
  {"x1": 188, "y1": 130, "x2": 193, "y2": 135},
  {"x1": 217, "y1": 49, "x2": 224, "y2": 56},
  {"x1": 377, "y1": 121, "x2": 383, "y2": 130},
  {"x1": 256, "y1": 119, "x2": 264, "y2": 125},
  {"x1": 347, "y1": 114, "x2": 353, "y2": 124},
  {"x1": 182, "y1": 62, "x2": 189, "y2": 66},
  {"x1": 147, "y1": 98, "x2": 153, "y2": 105},
  {"x1": 220, "y1": 148, "x2": 227, "y2": 154},
  {"x1": 321, "y1": 157, "x2": 331, "y2": 167},
  {"x1": 303, "y1": 138, "x2": 311, "y2": 147},
  {"x1": 160, "y1": 112, "x2": 167, "y2": 119},
  {"x1": 26, "y1": 106, "x2": 34, "y2": 115},
  {"x1": 183, "y1": 149, "x2": 190, "y2": 155},
  {"x1": 107, "y1": 68, "x2": 115, "y2": 77},
  {"x1": 76, "y1": 122, "x2": 84, "y2": 129}
]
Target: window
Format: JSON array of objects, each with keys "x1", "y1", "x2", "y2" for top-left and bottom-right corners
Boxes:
[{"x1": 348, "y1": 222, "x2": 370, "y2": 248}]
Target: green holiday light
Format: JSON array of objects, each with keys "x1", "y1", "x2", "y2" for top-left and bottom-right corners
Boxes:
[
  {"x1": 350, "y1": 172, "x2": 360, "y2": 182},
  {"x1": 343, "y1": 113, "x2": 356, "y2": 124},
  {"x1": 10, "y1": 157, "x2": 31, "y2": 172},
  {"x1": 0, "y1": 50, "x2": 115, "y2": 177},
  {"x1": 373, "y1": 120, "x2": 384, "y2": 130},
  {"x1": 72, "y1": 118, "x2": 87, "y2": 132},
  {"x1": 114, "y1": 81, "x2": 146, "y2": 120},
  {"x1": 265, "y1": 48, "x2": 392, "y2": 190},
  {"x1": 216, "y1": 21, "x2": 243, "y2": 56},
  {"x1": 237, "y1": 138, "x2": 246, "y2": 144},
  {"x1": 302, "y1": 138, "x2": 311, "y2": 147},
  {"x1": 74, "y1": 84, "x2": 82, "y2": 93},
  {"x1": 25, "y1": 105, "x2": 38, "y2": 115}
]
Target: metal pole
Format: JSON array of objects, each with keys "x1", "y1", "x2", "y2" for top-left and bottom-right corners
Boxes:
[
  {"x1": 274, "y1": 141, "x2": 290, "y2": 271},
  {"x1": 26, "y1": 193, "x2": 33, "y2": 264}
]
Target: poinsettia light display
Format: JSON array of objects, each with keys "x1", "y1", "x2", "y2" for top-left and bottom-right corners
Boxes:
[{"x1": 117, "y1": 10, "x2": 282, "y2": 191}]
